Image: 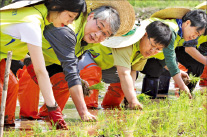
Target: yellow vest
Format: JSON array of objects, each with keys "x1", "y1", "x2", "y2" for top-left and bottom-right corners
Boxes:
[
  {"x1": 0, "y1": 4, "x2": 50, "y2": 60},
  {"x1": 72, "y1": 15, "x2": 96, "y2": 58}
]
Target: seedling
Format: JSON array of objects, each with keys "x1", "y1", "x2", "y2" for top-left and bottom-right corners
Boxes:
[
  {"x1": 82, "y1": 81, "x2": 105, "y2": 96},
  {"x1": 137, "y1": 93, "x2": 150, "y2": 103},
  {"x1": 188, "y1": 73, "x2": 202, "y2": 85}
]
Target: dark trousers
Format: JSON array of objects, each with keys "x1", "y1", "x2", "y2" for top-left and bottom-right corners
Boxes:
[
  {"x1": 140, "y1": 58, "x2": 170, "y2": 98},
  {"x1": 141, "y1": 58, "x2": 166, "y2": 78},
  {"x1": 175, "y1": 46, "x2": 205, "y2": 77}
]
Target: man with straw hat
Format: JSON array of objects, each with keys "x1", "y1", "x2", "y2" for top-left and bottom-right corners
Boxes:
[
  {"x1": 78, "y1": 20, "x2": 172, "y2": 109},
  {"x1": 17, "y1": 0, "x2": 135, "y2": 120},
  {"x1": 140, "y1": 8, "x2": 207, "y2": 98}
]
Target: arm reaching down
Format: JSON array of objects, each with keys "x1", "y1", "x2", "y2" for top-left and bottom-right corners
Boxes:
[
  {"x1": 27, "y1": 44, "x2": 56, "y2": 107},
  {"x1": 117, "y1": 65, "x2": 143, "y2": 109},
  {"x1": 27, "y1": 43, "x2": 68, "y2": 129},
  {"x1": 163, "y1": 30, "x2": 191, "y2": 98}
]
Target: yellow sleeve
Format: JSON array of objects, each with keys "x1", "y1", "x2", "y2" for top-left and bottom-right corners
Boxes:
[
  {"x1": 112, "y1": 46, "x2": 133, "y2": 69},
  {"x1": 132, "y1": 58, "x2": 147, "y2": 71}
]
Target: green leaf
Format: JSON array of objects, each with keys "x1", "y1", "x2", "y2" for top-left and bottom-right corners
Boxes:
[{"x1": 88, "y1": 82, "x2": 105, "y2": 90}]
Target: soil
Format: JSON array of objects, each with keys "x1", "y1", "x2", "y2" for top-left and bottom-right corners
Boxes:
[{"x1": 134, "y1": 7, "x2": 161, "y2": 21}]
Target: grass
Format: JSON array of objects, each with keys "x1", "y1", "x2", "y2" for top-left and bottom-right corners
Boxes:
[
  {"x1": 4, "y1": 89, "x2": 206, "y2": 136},
  {"x1": 129, "y1": 0, "x2": 204, "y2": 8}
]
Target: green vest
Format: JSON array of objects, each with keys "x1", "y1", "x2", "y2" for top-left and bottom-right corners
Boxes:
[
  {"x1": 0, "y1": 4, "x2": 49, "y2": 60},
  {"x1": 89, "y1": 41, "x2": 145, "y2": 70}
]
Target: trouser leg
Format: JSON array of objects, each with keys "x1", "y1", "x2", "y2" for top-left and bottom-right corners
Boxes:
[
  {"x1": 17, "y1": 66, "x2": 40, "y2": 119},
  {"x1": 141, "y1": 76, "x2": 159, "y2": 99},
  {"x1": 78, "y1": 52, "x2": 102, "y2": 108},
  {"x1": 158, "y1": 68, "x2": 171, "y2": 95},
  {"x1": 141, "y1": 58, "x2": 165, "y2": 98},
  {"x1": 101, "y1": 83, "x2": 124, "y2": 108},
  {"x1": 80, "y1": 64, "x2": 102, "y2": 108},
  {"x1": 39, "y1": 72, "x2": 70, "y2": 117}
]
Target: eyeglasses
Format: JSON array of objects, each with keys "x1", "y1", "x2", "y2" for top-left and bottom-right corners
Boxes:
[
  {"x1": 148, "y1": 37, "x2": 162, "y2": 53},
  {"x1": 95, "y1": 18, "x2": 111, "y2": 39}
]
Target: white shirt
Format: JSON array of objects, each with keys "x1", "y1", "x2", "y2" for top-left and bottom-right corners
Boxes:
[{"x1": 1, "y1": 23, "x2": 42, "y2": 47}]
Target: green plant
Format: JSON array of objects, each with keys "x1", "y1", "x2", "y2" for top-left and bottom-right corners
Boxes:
[
  {"x1": 32, "y1": 122, "x2": 43, "y2": 134},
  {"x1": 189, "y1": 73, "x2": 202, "y2": 85},
  {"x1": 88, "y1": 82, "x2": 105, "y2": 91},
  {"x1": 137, "y1": 93, "x2": 150, "y2": 103},
  {"x1": 82, "y1": 81, "x2": 105, "y2": 96}
]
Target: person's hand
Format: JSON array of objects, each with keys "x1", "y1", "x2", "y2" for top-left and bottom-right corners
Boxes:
[
  {"x1": 129, "y1": 100, "x2": 143, "y2": 110},
  {"x1": 81, "y1": 79, "x2": 93, "y2": 96},
  {"x1": 181, "y1": 85, "x2": 192, "y2": 99},
  {"x1": 180, "y1": 70, "x2": 190, "y2": 85},
  {"x1": 180, "y1": 70, "x2": 189, "y2": 79},
  {"x1": 80, "y1": 111, "x2": 97, "y2": 122},
  {"x1": 47, "y1": 105, "x2": 68, "y2": 130}
]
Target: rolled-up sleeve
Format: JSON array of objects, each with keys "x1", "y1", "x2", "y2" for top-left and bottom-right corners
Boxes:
[
  {"x1": 43, "y1": 24, "x2": 81, "y2": 88},
  {"x1": 163, "y1": 30, "x2": 180, "y2": 77}
]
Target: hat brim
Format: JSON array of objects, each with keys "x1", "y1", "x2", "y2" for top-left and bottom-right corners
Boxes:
[
  {"x1": 151, "y1": 8, "x2": 191, "y2": 19},
  {"x1": 101, "y1": 20, "x2": 151, "y2": 48},
  {"x1": 86, "y1": 0, "x2": 135, "y2": 36},
  {"x1": 0, "y1": 0, "x2": 43, "y2": 10},
  {"x1": 195, "y1": 1, "x2": 207, "y2": 10}
]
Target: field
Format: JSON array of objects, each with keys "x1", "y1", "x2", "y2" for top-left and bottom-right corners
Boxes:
[
  {"x1": 3, "y1": 88, "x2": 207, "y2": 136},
  {"x1": 3, "y1": 72, "x2": 207, "y2": 136}
]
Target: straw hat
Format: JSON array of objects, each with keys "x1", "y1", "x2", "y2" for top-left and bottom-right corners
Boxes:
[
  {"x1": 0, "y1": 0, "x2": 43, "y2": 10},
  {"x1": 151, "y1": 8, "x2": 191, "y2": 19},
  {"x1": 86, "y1": 0, "x2": 135, "y2": 36},
  {"x1": 101, "y1": 19, "x2": 151, "y2": 48},
  {"x1": 195, "y1": 1, "x2": 207, "y2": 10}
]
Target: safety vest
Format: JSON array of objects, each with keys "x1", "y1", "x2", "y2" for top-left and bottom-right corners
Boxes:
[
  {"x1": 88, "y1": 41, "x2": 146, "y2": 70},
  {"x1": 0, "y1": 4, "x2": 49, "y2": 60},
  {"x1": 73, "y1": 15, "x2": 96, "y2": 58}
]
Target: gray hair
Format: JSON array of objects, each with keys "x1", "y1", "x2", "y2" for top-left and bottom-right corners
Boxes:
[{"x1": 90, "y1": 6, "x2": 120, "y2": 36}]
